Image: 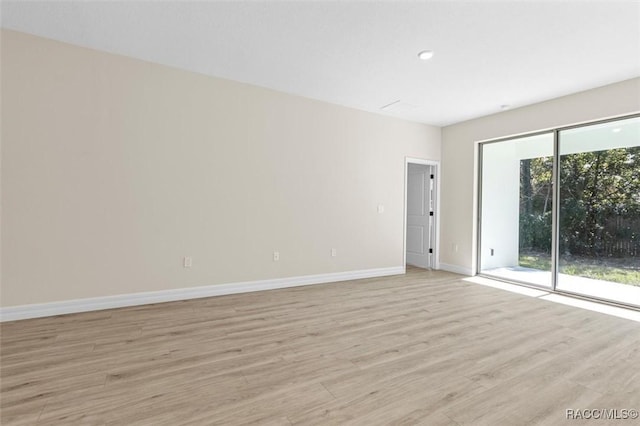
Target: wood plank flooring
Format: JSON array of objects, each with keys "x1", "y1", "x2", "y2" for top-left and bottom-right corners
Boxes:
[{"x1": 2, "y1": 268, "x2": 639, "y2": 425}]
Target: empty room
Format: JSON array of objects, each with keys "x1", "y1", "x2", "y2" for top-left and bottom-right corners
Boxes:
[{"x1": 1, "y1": 1, "x2": 639, "y2": 425}]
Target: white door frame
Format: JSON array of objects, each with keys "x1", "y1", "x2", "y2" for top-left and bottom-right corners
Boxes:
[{"x1": 403, "y1": 157, "x2": 441, "y2": 270}]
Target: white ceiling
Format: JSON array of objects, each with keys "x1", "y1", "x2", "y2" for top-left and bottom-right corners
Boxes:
[{"x1": 2, "y1": 0, "x2": 639, "y2": 126}]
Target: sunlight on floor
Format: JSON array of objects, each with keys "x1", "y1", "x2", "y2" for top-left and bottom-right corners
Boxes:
[
  {"x1": 482, "y1": 266, "x2": 640, "y2": 307},
  {"x1": 463, "y1": 276, "x2": 549, "y2": 297},
  {"x1": 462, "y1": 276, "x2": 640, "y2": 323}
]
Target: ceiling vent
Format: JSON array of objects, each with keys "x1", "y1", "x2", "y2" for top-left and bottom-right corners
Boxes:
[{"x1": 380, "y1": 100, "x2": 418, "y2": 114}]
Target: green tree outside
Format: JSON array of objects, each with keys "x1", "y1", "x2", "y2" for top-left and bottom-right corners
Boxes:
[{"x1": 519, "y1": 147, "x2": 640, "y2": 285}]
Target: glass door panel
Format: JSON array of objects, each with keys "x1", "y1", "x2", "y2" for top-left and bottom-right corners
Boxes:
[
  {"x1": 480, "y1": 133, "x2": 554, "y2": 288},
  {"x1": 557, "y1": 117, "x2": 640, "y2": 306}
]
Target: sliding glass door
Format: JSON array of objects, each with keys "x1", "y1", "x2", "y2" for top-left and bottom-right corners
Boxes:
[
  {"x1": 557, "y1": 117, "x2": 640, "y2": 306},
  {"x1": 479, "y1": 133, "x2": 554, "y2": 288},
  {"x1": 478, "y1": 115, "x2": 640, "y2": 308}
]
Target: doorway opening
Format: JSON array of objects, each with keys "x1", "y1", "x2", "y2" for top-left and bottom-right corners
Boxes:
[{"x1": 404, "y1": 158, "x2": 439, "y2": 270}]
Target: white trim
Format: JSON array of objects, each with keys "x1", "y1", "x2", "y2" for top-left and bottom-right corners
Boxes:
[
  {"x1": 403, "y1": 157, "x2": 441, "y2": 270},
  {"x1": 439, "y1": 262, "x2": 474, "y2": 276},
  {"x1": 0, "y1": 266, "x2": 405, "y2": 322}
]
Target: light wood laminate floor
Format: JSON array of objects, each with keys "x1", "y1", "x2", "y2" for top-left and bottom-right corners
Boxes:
[{"x1": 1, "y1": 268, "x2": 639, "y2": 425}]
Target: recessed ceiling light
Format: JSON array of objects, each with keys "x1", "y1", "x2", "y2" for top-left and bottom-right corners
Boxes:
[
  {"x1": 500, "y1": 104, "x2": 510, "y2": 110},
  {"x1": 612, "y1": 128, "x2": 622, "y2": 133},
  {"x1": 417, "y1": 50, "x2": 434, "y2": 61}
]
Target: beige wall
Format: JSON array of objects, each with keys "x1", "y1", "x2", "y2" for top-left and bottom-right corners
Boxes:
[
  {"x1": 0, "y1": 30, "x2": 441, "y2": 307},
  {"x1": 440, "y1": 78, "x2": 640, "y2": 275}
]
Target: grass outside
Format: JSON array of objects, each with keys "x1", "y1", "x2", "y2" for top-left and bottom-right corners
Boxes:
[{"x1": 519, "y1": 253, "x2": 640, "y2": 286}]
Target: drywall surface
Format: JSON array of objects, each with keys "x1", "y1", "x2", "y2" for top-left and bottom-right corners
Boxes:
[
  {"x1": 1, "y1": 30, "x2": 440, "y2": 307},
  {"x1": 441, "y1": 77, "x2": 640, "y2": 275},
  {"x1": 479, "y1": 141, "x2": 520, "y2": 270}
]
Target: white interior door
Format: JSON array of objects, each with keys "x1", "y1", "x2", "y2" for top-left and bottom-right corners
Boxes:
[{"x1": 406, "y1": 163, "x2": 436, "y2": 269}]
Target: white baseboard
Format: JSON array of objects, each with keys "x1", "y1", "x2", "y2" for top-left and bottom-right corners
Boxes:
[
  {"x1": 439, "y1": 263, "x2": 474, "y2": 276},
  {"x1": 0, "y1": 266, "x2": 405, "y2": 322}
]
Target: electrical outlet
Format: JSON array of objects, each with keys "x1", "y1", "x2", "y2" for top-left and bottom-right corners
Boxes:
[
  {"x1": 273, "y1": 251, "x2": 280, "y2": 261},
  {"x1": 490, "y1": 248, "x2": 495, "y2": 256},
  {"x1": 377, "y1": 204, "x2": 385, "y2": 214},
  {"x1": 331, "y1": 248, "x2": 337, "y2": 257},
  {"x1": 184, "y1": 256, "x2": 192, "y2": 268}
]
